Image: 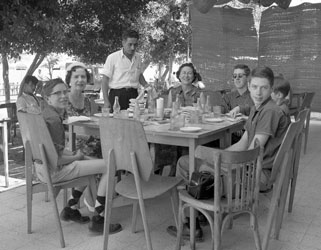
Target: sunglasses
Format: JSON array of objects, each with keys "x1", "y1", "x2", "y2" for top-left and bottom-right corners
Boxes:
[{"x1": 232, "y1": 74, "x2": 246, "y2": 79}]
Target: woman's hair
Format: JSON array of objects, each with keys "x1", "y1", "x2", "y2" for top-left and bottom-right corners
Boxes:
[
  {"x1": 234, "y1": 64, "x2": 251, "y2": 76},
  {"x1": 250, "y1": 66, "x2": 274, "y2": 87},
  {"x1": 24, "y1": 75, "x2": 39, "y2": 85},
  {"x1": 42, "y1": 78, "x2": 66, "y2": 97},
  {"x1": 273, "y1": 75, "x2": 291, "y2": 97},
  {"x1": 65, "y1": 65, "x2": 91, "y2": 87},
  {"x1": 176, "y1": 63, "x2": 200, "y2": 83}
]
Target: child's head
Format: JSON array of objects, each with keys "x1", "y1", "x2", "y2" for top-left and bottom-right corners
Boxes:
[
  {"x1": 271, "y1": 75, "x2": 291, "y2": 103},
  {"x1": 24, "y1": 75, "x2": 39, "y2": 95}
]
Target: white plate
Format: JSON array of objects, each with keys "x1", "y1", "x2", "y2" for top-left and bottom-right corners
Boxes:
[
  {"x1": 93, "y1": 113, "x2": 113, "y2": 117},
  {"x1": 68, "y1": 116, "x2": 91, "y2": 123},
  {"x1": 204, "y1": 118, "x2": 224, "y2": 123},
  {"x1": 180, "y1": 127, "x2": 202, "y2": 133}
]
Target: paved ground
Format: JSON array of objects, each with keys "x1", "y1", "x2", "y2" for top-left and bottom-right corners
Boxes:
[{"x1": 1, "y1": 119, "x2": 321, "y2": 250}]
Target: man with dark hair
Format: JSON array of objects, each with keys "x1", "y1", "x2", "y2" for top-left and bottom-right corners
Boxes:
[
  {"x1": 223, "y1": 64, "x2": 253, "y2": 116},
  {"x1": 16, "y1": 75, "x2": 41, "y2": 114},
  {"x1": 101, "y1": 29, "x2": 148, "y2": 111}
]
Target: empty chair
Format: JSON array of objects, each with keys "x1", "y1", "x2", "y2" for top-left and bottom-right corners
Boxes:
[
  {"x1": 18, "y1": 112, "x2": 97, "y2": 248},
  {"x1": 287, "y1": 109, "x2": 309, "y2": 213},
  {"x1": 262, "y1": 120, "x2": 302, "y2": 250},
  {"x1": 175, "y1": 144, "x2": 263, "y2": 250},
  {"x1": 99, "y1": 118, "x2": 183, "y2": 250}
]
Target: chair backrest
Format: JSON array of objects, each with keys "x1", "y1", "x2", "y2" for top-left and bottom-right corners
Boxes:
[
  {"x1": 299, "y1": 92, "x2": 315, "y2": 112},
  {"x1": 269, "y1": 120, "x2": 301, "y2": 185},
  {"x1": 195, "y1": 144, "x2": 262, "y2": 210},
  {"x1": 17, "y1": 112, "x2": 58, "y2": 169},
  {"x1": 296, "y1": 109, "x2": 309, "y2": 130},
  {"x1": 99, "y1": 118, "x2": 153, "y2": 182}
]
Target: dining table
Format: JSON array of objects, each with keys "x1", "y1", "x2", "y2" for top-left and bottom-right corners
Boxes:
[{"x1": 66, "y1": 114, "x2": 246, "y2": 178}]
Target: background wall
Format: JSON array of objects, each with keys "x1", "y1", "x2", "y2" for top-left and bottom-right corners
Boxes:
[{"x1": 191, "y1": 3, "x2": 321, "y2": 111}]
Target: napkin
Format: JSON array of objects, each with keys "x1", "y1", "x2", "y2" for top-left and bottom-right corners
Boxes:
[{"x1": 68, "y1": 116, "x2": 91, "y2": 123}]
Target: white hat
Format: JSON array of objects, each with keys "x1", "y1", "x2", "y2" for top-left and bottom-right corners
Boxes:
[{"x1": 66, "y1": 62, "x2": 87, "y2": 72}]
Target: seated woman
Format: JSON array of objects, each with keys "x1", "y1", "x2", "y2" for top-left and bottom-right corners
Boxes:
[
  {"x1": 40, "y1": 78, "x2": 121, "y2": 234},
  {"x1": 64, "y1": 62, "x2": 101, "y2": 158},
  {"x1": 168, "y1": 63, "x2": 202, "y2": 107}
]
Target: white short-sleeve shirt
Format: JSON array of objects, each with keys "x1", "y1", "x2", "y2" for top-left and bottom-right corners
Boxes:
[{"x1": 101, "y1": 49, "x2": 143, "y2": 89}]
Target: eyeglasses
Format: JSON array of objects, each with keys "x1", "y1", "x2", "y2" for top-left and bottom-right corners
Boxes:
[
  {"x1": 232, "y1": 74, "x2": 246, "y2": 79},
  {"x1": 50, "y1": 90, "x2": 69, "y2": 96}
]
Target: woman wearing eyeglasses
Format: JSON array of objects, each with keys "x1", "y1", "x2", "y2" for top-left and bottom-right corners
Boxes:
[{"x1": 223, "y1": 64, "x2": 254, "y2": 117}]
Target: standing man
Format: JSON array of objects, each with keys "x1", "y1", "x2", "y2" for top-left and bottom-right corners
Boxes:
[
  {"x1": 223, "y1": 64, "x2": 254, "y2": 116},
  {"x1": 101, "y1": 29, "x2": 148, "y2": 111}
]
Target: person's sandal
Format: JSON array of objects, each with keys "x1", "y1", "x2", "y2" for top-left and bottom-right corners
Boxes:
[{"x1": 89, "y1": 215, "x2": 122, "y2": 234}]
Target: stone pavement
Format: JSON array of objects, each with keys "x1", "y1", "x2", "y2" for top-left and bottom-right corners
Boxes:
[{"x1": 1, "y1": 120, "x2": 321, "y2": 250}]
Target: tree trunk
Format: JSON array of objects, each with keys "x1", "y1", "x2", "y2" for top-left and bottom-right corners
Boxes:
[
  {"x1": 18, "y1": 53, "x2": 46, "y2": 97},
  {"x1": 1, "y1": 52, "x2": 11, "y2": 102}
]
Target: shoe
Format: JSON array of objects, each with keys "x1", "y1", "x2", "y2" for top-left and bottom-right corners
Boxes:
[
  {"x1": 198, "y1": 214, "x2": 209, "y2": 226},
  {"x1": 60, "y1": 207, "x2": 90, "y2": 224},
  {"x1": 84, "y1": 197, "x2": 95, "y2": 213},
  {"x1": 167, "y1": 218, "x2": 203, "y2": 242},
  {"x1": 89, "y1": 215, "x2": 122, "y2": 235}
]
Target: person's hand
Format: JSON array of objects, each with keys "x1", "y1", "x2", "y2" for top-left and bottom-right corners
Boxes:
[
  {"x1": 229, "y1": 106, "x2": 240, "y2": 118},
  {"x1": 75, "y1": 149, "x2": 84, "y2": 161}
]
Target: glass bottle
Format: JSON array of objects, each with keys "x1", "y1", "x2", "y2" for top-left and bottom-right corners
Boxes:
[
  {"x1": 167, "y1": 89, "x2": 173, "y2": 109},
  {"x1": 170, "y1": 101, "x2": 178, "y2": 130},
  {"x1": 175, "y1": 93, "x2": 181, "y2": 110},
  {"x1": 134, "y1": 101, "x2": 141, "y2": 121},
  {"x1": 204, "y1": 95, "x2": 211, "y2": 113},
  {"x1": 147, "y1": 89, "x2": 155, "y2": 114},
  {"x1": 113, "y1": 96, "x2": 120, "y2": 115},
  {"x1": 197, "y1": 97, "x2": 203, "y2": 114},
  {"x1": 200, "y1": 92, "x2": 206, "y2": 109}
]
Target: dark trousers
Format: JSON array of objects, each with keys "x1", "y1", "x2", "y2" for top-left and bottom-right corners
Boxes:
[{"x1": 109, "y1": 88, "x2": 138, "y2": 112}]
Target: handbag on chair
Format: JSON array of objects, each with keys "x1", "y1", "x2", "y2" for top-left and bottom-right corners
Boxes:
[{"x1": 187, "y1": 171, "x2": 215, "y2": 200}]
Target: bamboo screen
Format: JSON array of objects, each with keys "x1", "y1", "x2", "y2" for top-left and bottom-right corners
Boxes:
[
  {"x1": 192, "y1": 3, "x2": 321, "y2": 111},
  {"x1": 191, "y1": 5, "x2": 257, "y2": 92},
  {"x1": 259, "y1": 3, "x2": 321, "y2": 111}
]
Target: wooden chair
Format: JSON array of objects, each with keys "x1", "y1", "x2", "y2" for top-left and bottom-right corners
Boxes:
[
  {"x1": 17, "y1": 112, "x2": 97, "y2": 248},
  {"x1": 287, "y1": 109, "x2": 309, "y2": 213},
  {"x1": 0, "y1": 119, "x2": 9, "y2": 187},
  {"x1": 289, "y1": 92, "x2": 315, "y2": 154},
  {"x1": 262, "y1": 120, "x2": 302, "y2": 250},
  {"x1": 175, "y1": 144, "x2": 263, "y2": 250},
  {"x1": 99, "y1": 118, "x2": 183, "y2": 250}
]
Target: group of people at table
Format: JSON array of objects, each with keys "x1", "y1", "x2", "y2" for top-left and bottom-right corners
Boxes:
[{"x1": 16, "y1": 29, "x2": 293, "y2": 241}]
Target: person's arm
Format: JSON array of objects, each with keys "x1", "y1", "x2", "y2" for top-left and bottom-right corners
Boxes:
[
  {"x1": 139, "y1": 73, "x2": 148, "y2": 88},
  {"x1": 57, "y1": 149, "x2": 84, "y2": 166},
  {"x1": 101, "y1": 75, "x2": 110, "y2": 108},
  {"x1": 226, "y1": 130, "x2": 249, "y2": 151},
  {"x1": 248, "y1": 133, "x2": 269, "y2": 149},
  {"x1": 229, "y1": 106, "x2": 240, "y2": 118}
]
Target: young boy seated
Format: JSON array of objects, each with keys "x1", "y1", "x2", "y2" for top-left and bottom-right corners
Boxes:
[
  {"x1": 167, "y1": 66, "x2": 290, "y2": 241},
  {"x1": 16, "y1": 75, "x2": 41, "y2": 114},
  {"x1": 271, "y1": 75, "x2": 291, "y2": 118}
]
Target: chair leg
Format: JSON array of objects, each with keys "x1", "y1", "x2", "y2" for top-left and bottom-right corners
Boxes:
[
  {"x1": 47, "y1": 184, "x2": 65, "y2": 248},
  {"x1": 25, "y1": 144, "x2": 33, "y2": 234},
  {"x1": 170, "y1": 188, "x2": 179, "y2": 227},
  {"x1": 175, "y1": 199, "x2": 184, "y2": 250},
  {"x1": 250, "y1": 213, "x2": 262, "y2": 250},
  {"x1": 131, "y1": 201, "x2": 139, "y2": 233},
  {"x1": 304, "y1": 122, "x2": 309, "y2": 154}
]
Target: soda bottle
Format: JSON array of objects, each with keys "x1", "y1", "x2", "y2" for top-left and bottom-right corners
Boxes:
[
  {"x1": 147, "y1": 89, "x2": 155, "y2": 114},
  {"x1": 113, "y1": 96, "x2": 120, "y2": 115},
  {"x1": 204, "y1": 95, "x2": 212, "y2": 113},
  {"x1": 167, "y1": 89, "x2": 173, "y2": 109}
]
